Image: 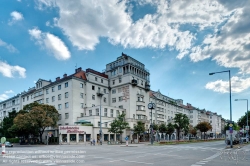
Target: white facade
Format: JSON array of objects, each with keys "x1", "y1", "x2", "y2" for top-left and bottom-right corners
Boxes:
[{"x1": 0, "y1": 53, "x2": 224, "y2": 142}]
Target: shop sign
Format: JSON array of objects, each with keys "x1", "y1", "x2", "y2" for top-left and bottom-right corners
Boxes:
[{"x1": 59, "y1": 126, "x2": 84, "y2": 134}]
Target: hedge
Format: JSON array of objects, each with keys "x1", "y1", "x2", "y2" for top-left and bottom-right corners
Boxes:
[{"x1": 6, "y1": 138, "x2": 19, "y2": 143}]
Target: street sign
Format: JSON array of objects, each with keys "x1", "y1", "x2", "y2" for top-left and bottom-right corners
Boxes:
[
  {"x1": 1, "y1": 137, "x2": 6, "y2": 144},
  {"x1": 125, "y1": 137, "x2": 128, "y2": 141},
  {"x1": 229, "y1": 123, "x2": 233, "y2": 127},
  {"x1": 229, "y1": 127, "x2": 233, "y2": 133},
  {"x1": 246, "y1": 126, "x2": 249, "y2": 131}
]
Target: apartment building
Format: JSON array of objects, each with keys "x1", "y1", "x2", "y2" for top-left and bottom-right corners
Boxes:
[{"x1": 0, "y1": 53, "x2": 224, "y2": 142}]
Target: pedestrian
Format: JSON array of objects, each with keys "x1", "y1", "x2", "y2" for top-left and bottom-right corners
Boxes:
[
  {"x1": 93, "y1": 139, "x2": 95, "y2": 146},
  {"x1": 90, "y1": 138, "x2": 93, "y2": 146}
]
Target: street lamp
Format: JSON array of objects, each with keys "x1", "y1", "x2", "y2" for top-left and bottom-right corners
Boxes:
[
  {"x1": 148, "y1": 102, "x2": 156, "y2": 145},
  {"x1": 235, "y1": 99, "x2": 249, "y2": 138},
  {"x1": 209, "y1": 70, "x2": 233, "y2": 148},
  {"x1": 97, "y1": 90, "x2": 106, "y2": 145}
]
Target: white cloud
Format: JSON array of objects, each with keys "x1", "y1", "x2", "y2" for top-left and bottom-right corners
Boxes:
[
  {"x1": 28, "y1": 27, "x2": 71, "y2": 60},
  {"x1": 0, "y1": 61, "x2": 26, "y2": 78},
  {"x1": 205, "y1": 76, "x2": 250, "y2": 93},
  {"x1": 0, "y1": 94, "x2": 8, "y2": 101},
  {"x1": 4, "y1": 90, "x2": 14, "y2": 94},
  {"x1": 37, "y1": 0, "x2": 250, "y2": 79},
  {"x1": 0, "y1": 38, "x2": 18, "y2": 53},
  {"x1": 9, "y1": 11, "x2": 24, "y2": 25}
]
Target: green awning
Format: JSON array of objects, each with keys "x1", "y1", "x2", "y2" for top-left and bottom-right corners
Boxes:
[{"x1": 74, "y1": 120, "x2": 91, "y2": 124}]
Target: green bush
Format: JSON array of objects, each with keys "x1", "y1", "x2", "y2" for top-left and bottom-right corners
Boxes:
[{"x1": 7, "y1": 138, "x2": 19, "y2": 143}]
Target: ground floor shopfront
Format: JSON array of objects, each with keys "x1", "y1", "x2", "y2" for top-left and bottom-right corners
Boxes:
[{"x1": 58, "y1": 126, "x2": 122, "y2": 144}]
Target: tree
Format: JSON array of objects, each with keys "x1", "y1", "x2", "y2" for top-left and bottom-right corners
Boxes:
[
  {"x1": 173, "y1": 113, "x2": 189, "y2": 141},
  {"x1": 196, "y1": 122, "x2": 212, "y2": 140},
  {"x1": 189, "y1": 125, "x2": 197, "y2": 137},
  {"x1": 108, "y1": 113, "x2": 129, "y2": 143},
  {"x1": 237, "y1": 111, "x2": 249, "y2": 137},
  {"x1": 133, "y1": 121, "x2": 145, "y2": 142},
  {"x1": 1, "y1": 110, "x2": 17, "y2": 138},
  {"x1": 159, "y1": 123, "x2": 167, "y2": 133},
  {"x1": 13, "y1": 103, "x2": 59, "y2": 143},
  {"x1": 166, "y1": 123, "x2": 175, "y2": 140}
]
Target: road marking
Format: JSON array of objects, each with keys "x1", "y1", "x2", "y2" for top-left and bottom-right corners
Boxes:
[
  {"x1": 109, "y1": 159, "x2": 153, "y2": 164},
  {"x1": 196, "y1": 162, "x2": 206, "y2": 164},
  {"x1": 191, "y1": 165, "x2": 202, "y2": 166},
  {"x1": 45, "y1": 163, "x2": 56, "y2": 165}
]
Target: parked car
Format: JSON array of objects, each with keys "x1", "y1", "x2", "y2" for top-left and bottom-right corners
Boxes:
[
  {"x1": 0, "y1": 142, "x2": 13, "y2": 147},
  {"x1": 241, "y1": 137, "x2": 249, "y2": 143}
]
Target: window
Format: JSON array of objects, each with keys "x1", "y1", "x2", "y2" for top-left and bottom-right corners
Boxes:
[
  {"x1": 23, "y1": 98, "x2": 25, "y2": 102},
  {"x1": 46, "y1": 98, "x2": 49, "y2": 103},
  {"x1": 58, "y1": 94, "x2": 61, "y2": 100},
  {"x1": 65, "y1": 92, "x2": 69, "y2": 98},
  {"x1": 98, "y1": 122, "x2": 100, "y2": 127},
  {"x1": 119, "y1": 67, "x2": 122, "y2": 73},
  {"x1": 112, "y1": 98, "x2": 116, "y2": 103},
  {"x1": 92, "y1": 86, "x2": 95, "y2": 90},
  {"x1": 58, "y1": 104, "x2": 62, "y2": 110},
  {"x1": 59, "y1": 114, "x2": 61, "y2": 120},
  {"x1": 65, "y1": 82, "x2": 68, "y2": 88},
  {"x1": 92, "y1": 95, "x2": 95, "y2": 100},
  {"x1": 118, "y1": 88, "x2": 122, "y2": 93},
  {"x1": 104, "y1": 108, "x2": 107, "y2": 117},
  {"x1": 92, "y1": 104, "x2": 95, "y2": 107},
  {"x1": 52, "y1": 96, "x2": 55, "y2": 102},
  {"x1": 65, "y1": 113, "x2": 69, "y2": 119},
  {"x1": 113, "y1": 80, "x2": 115, "y2": 85},
  {"x1": 96, "y1": 108, "x2": 99, "y2": 116},
  {"x1": 119, "y1": 105, "x2": 123, "y2": 109},
  {"x1": 119, "y1": 96, "x2": 123, "y2": 102},
  {"x1": 101, "y1": 79, "x2": 103, "y2": 83},
  {"x1": 81, "y1": 103, "x2": 84, "y2": 108},
  {"x1": 81, "y1": 113, "x2": 84, "y2": 117},
  {"x1": 103, "y1": 97, "x2": 106, "y2": 103},
  {"x1": 104, "y1": 89, "x2": 106, "y2": 93},
  {"x1": 65, "y1": 102, "x2": 69, "y2": 108},
  {"x1": 105, "y1": 122, "x2": 108, "y2": 127},
  {"x1": 52, "y1": 87, "x2": 55, "y2": 92},
  {"x1": 65, "y1": 123, "x2": 69, "y2": 125},
  {"x1": 58, "y1": 85, "x2": 61, "y2": 90},
  {"x1": 80, "y1": 83, "x2": 83, "y2": 88},
  {"x1": 95, "y1": 77, "x2": 97, "y2": 81},
  {"x1": 80, "y1": 93, "x2": 84, "y2": 98},
  {"x1": 116, "y1": 110, "x2": 120, "y2": 116},
  {"x1": 119, "y1": 77, "x2": 122, "y2": 83},
  {"x1": 141, "y1": 80, "x2": 143, "y2": 86},
  {"x1": 110, "y1": 109, "x2": 113, "y2": 117},
  {"x1": 133, "y1": 114, "x2": 135, "y2": 119},
  {"x1": 89, "y1": 110, "x2": 92, "y2": 116},
  {"x1": 27, "y1": 96, "x2": 29, "y2": 101},
  {"x1": 138, "y1": 96, "x2": 143, "y2": 102},
  {"x1": 112, "y1": 89, "x2": 116, "y2": 94},
  {"x1": 46, "y1": 89, "x2": 49, "y2": 94}
]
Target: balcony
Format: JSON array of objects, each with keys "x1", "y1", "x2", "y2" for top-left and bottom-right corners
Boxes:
[
  {"x1": 131, "y1": 79, "x2": 138, "y2": 86},
  {"x1": 145, "y1": 82, "x2": 150, "y2": 91}
]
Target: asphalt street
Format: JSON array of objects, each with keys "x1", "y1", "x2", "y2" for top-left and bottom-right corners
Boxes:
[{"x1": 0, "y1": 141, "x2": 249, "y2": 166}]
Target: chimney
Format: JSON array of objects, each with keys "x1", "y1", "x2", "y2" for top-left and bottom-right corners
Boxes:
[
  {"x1": 56, "y1": 77, "x2": 60, "y2": 81},
  {"x1": 77, "y1": 67, "x2": 82, "y2": 72},
  {"x1": 63, "y1": 74, "x2": 67, "y2": 78}
]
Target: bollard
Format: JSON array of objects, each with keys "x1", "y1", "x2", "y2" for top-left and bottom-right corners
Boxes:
[
  {"x1": 2, "y1": 144, "x2": 5, "y2": 154},
  {"x1": 126, "y1": 140, "x2": 128, "y2": 146}
]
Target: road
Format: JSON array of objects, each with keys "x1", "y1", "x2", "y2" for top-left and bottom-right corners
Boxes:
[{"x1": 0, "y1": 141, "x2": 249, "y2": 166}]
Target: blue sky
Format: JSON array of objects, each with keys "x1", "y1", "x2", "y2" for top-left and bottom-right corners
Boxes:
[{"x1": 1, "y1": 0, "x2": 250, "y2": 122}]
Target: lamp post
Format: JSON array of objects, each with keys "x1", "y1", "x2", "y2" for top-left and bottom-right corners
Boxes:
[
  {"x1": 148, "y1": 102, "x2": 156, "y2": 145},
  {"x1": 235, "y1": 99, "x2": 249, "y2": 138},
  {"x1": 97, "y1": 90, "x2": 104, "y2": 145},
  {"x1": 209, "y1": 70, "x2": 233, "y2": 148}
]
